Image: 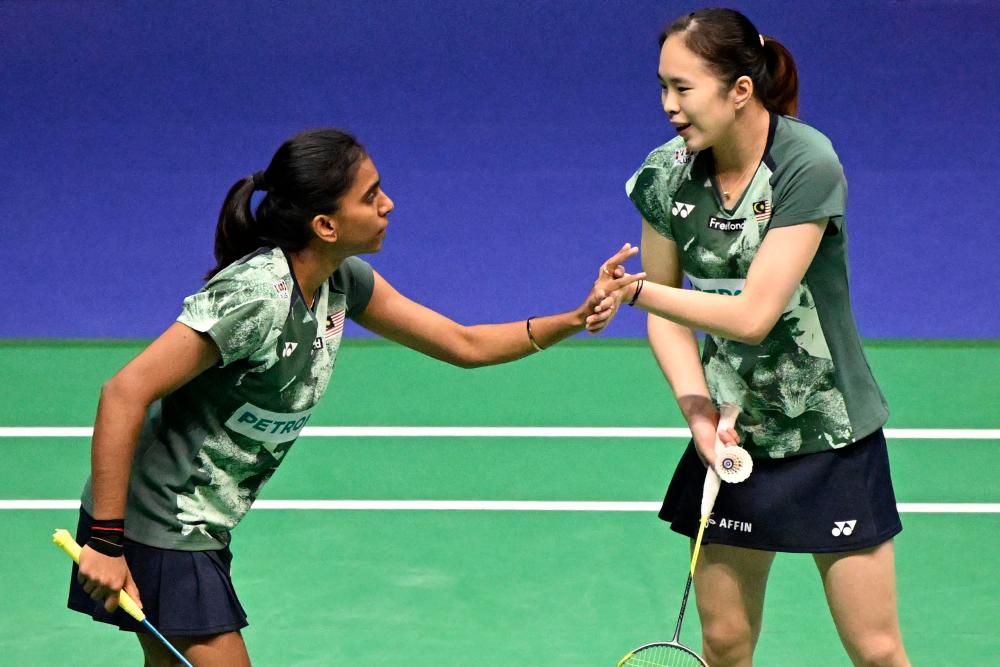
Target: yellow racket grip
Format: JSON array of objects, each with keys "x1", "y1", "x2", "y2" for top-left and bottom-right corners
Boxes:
[{"x1": 52, "y1": 529, "x2": 146, "y2": 622}]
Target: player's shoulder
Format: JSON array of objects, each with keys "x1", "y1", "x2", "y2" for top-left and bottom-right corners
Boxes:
[
  {"x1": 336, "y1": 256, "x2": 373, "y2": 280},
  {"x1": 206, "y1": 247, "x2": 294, "y2": 302},
  {"x1": 771, "y1": 115, "x2": 840, "y2": 166},
  {"x1": 627, "y1": 135, "x2": 696, "y2": 200},
  {"x1": 638, "y1": 135, "x2": 697, "y2": 172}
]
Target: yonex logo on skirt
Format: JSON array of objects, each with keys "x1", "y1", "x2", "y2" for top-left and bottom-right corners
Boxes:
[
  {"x1": 832, "y1": 519, "x2": 857, "y2": 537},
  {"x1": 224, "y1": 403, "x2": 314, "y2": 444}
]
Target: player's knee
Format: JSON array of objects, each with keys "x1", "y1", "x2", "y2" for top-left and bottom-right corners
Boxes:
[
  {"x1": 849, "y1": 632, "x2": 906, "y2": 667},
  {"x1": 701, "y1": 618, "x2": 754, "y2": 664}
]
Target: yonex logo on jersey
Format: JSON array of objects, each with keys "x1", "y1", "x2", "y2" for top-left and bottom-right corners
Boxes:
[
  {"x1": 224, "y1": 403, "x2": 315, "y2": 444},
  {"x1": 282, "y1": 342, "x2": 298, "y2": 358},
  {"x1": 671, "y1": 201, "x2": 695, "y2": 218},
  {"x1": 708, "y1": 216, "x2": 745, "y2": 233},
  {"x1": 716, "y1": 518, "x2": 753, "y2": 533},
  {"x1": 673, "y1": 148, "x2": 693, "y2": 165},
  {"x1": 831, "y1": 520, "x2": 857, "y2": 537},
  {"x1": 273, "y1": 280, "x2": 289, "y2": 300}
]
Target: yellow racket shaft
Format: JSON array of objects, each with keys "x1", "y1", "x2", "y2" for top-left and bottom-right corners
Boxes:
[
  {"x1": 52, "y1": 529, "x2": 145, "y2": 621},
  {"x1": 689, "y1": 514, "x2": 710, "y2": 579}
]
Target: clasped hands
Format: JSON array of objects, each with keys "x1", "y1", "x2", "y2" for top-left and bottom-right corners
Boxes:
[{"x1": 582, "y1": 243, "x2": 645, "y2": 334}]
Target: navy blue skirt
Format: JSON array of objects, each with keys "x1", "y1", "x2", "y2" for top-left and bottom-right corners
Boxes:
[
  {"x1": 67, "y1": 509, "x2": 248, "y2": 636},
  {"x1": 659, "y1": 428, "x2": 903, "y2": 553}
]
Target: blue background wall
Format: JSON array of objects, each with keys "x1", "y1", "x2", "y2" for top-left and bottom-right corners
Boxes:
[{"x1": 2, "y1": 0, "x2": 997, "y2": 339}]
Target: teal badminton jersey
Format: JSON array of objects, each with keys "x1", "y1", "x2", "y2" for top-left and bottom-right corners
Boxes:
[
  {"x1": 81, "y1": 248, "x2": 375, "y2": 550},
  {"x1": 627, "y1": 114, "x2": 888, "y2": 458}
]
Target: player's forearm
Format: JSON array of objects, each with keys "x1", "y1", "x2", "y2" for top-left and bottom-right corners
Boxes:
[
  {"x1": 456, "y1": 309, "x2": 587, "y2": 368},
  {"x1": 647, "y1": 315, "x2": 717, "y2": 427},
  {"x1": 90, "y1": 379, "x2": 148, "y2": 519},
  {"x1": 632, "y1": 281, "x2": 769, "y2": 344}
]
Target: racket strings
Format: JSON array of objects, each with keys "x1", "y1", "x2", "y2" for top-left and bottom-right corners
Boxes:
[{"x1": 620, "y1": 643, "x2": 707, "y2": 666}]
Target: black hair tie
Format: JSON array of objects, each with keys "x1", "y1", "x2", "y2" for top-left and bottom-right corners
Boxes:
[{"x1": 251, "y1": 171, "x2": 267, "y2": 191}]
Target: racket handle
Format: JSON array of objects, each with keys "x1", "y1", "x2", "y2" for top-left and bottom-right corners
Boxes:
[
  {"x1": 699, "y1": 467, "x2": 721, "y2": 519},
  {"x1": 714, "y1": 403, "x2": 740, "y2": 444},
  {"x1": 52, "y1": 529, "x2": 146, "y2": 622}
]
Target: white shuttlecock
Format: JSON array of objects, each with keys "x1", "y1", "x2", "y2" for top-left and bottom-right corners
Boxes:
[
  {"x1": 714, "y1": 445, "x2": 753, "y2": 483},
  {"x1": 713, "y1": 402, "x2": 752, "y2": 483}
]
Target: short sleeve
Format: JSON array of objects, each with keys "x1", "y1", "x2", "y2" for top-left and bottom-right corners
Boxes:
[
  {"x1": 331, "y1": 256, "x2": 376, "y2": 319},
  {"x1": 627, "y1": 166, "x2": 674, "y2": 240},
  {"x1": 625, "y1": 139, "x2": 693, "y2": 241},
  {"x1": 769, "y1": 137, "x2": 847, "y2": 232},
  {"x1": 177, "y1": 278, "x2": 286, "y2": 367}
]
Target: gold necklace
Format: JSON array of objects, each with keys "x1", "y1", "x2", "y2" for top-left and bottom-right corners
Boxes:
[{"x1": 718, "y1": 159, "x2": 759, "y2": 201}]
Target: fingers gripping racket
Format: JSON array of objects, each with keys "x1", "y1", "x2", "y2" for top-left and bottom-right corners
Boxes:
[
  {"x1": 616, "y1": 404, "x2": 747, "y2": 667},
  {"x1": 52, "y1": 529, "x2": 194, "y2": 667}
]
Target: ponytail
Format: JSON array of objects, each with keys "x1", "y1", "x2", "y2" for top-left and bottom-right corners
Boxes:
[
  {"x1": 206, "y1": 129, "x2": 366, "y2": 280},
  {"x1": 760, "y1": 36, "x2": 798, "y2": 117},
  {"x1": 208, "y1": 175, "x2": 265, "y2": 279}
]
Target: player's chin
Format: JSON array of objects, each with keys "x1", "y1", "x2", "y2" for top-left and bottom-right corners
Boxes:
[
  {"x1": 369, "y1": 232, "x2": 386, "y2": 252},
  {"x1": 681, "y1": 133, "x2": 703, "y2": 151}
]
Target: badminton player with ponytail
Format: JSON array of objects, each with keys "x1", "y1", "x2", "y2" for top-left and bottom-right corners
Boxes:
[
  {"x1": 67, "y1": 128, "x2": 642, "y2": 665},
  {"x1": 605, "y1": 8, "x2": 911, "y2": 667}
]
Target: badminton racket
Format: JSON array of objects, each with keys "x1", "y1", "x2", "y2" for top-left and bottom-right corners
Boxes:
[
  {"x1": 616, "y1": 403, "x2": 747, "y2": 666},
  {"x1": 53, "y1": 529, "x2": 194, "y2": 667}
]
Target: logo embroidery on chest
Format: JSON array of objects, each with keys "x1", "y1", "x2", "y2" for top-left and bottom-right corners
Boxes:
[
  {"x1": 281, "y1": 342, "x2": 298, "y2": 358},
  {"x1": 753, "y1": 200, "x2": 771, "y2": 223},
  {"x1": 671, "y1": 201, "x2": 695, "y2": 218},
  {"x1": 707, "y1": 216, "x2": 745, "y2": 233},
  {"x1": 324, "y1": 309, "x2": 346, "y2": 341}
]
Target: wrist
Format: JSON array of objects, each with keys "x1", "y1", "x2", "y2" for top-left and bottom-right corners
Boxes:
[
  {"x1": 626, "y1": 278, "x2": 644, "y2": 307},
  {"x1": 87, "y1": 518, "x2": 125, "y2": 558},
  {"x1": 677, "y1": 395, "x2": 717, "y2": 424},
  {"x1": 570, "y1": 303, "x2": 590, "y2": 329}
]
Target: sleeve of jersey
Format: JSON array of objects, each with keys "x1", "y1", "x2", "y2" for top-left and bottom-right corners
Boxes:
[
  {"x1": 177, "y1": 277, "x2": 285, "y2": 367},
  {"x1": 625, "y1": 144, "x2": 688, "y2": 241},
  {"x1": 769, "y1": 143, "x2": 847, "y2": 232},
  {"x1": 339, "y1": 256, "x2": 376, "y2": 319}
]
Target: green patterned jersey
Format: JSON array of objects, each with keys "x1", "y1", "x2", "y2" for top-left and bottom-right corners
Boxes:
[
  {"x1": 627, "y1": 114, "x2": 888, "y2": 458},
  {"x1": 81, "y1": 248, "x2": 375, "y2": 549}
]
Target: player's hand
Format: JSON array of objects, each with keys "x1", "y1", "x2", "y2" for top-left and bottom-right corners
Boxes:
[
  {"x1": 78, "y1": 544, "x2": 143, "y2": 613},
  {"x1": 582, "y1": 244, "x2": 645, "y2": 333},
  {"x1": 687, "y1": 402, "x2": 740, "y2": 468}
]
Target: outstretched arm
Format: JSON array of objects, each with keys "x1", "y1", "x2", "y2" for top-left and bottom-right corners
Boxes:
[{"x1": 355, "y1": 245, "x2": 644, "y2": 368}]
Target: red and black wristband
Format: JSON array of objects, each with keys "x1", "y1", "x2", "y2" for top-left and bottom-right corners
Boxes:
[{"x1": 87, "y1": 518, "x2": 125, "y2": 558}]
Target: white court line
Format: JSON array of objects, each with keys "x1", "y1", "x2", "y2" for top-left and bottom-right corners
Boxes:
[
  {"x1": 1, "y1": 426, "x2": 999, "y2": 439},
  {"x1": 2, "y1": 500, "x2": 998, "y2": 513}
]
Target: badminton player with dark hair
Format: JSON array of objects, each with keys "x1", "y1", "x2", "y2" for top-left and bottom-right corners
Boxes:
[
  {"x1": 67, "y1": 128, "x2": 644, "y2": 665},
  {"x1": 606, "y1": 8, "x2": 911, "y2": 667}
]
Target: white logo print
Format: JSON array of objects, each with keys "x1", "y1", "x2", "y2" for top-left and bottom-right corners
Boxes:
[
  {"x1": 673, "y1": 148, "x2": 693, "y2": 165},
  {"x1": 671, "y1": 201, "x2": 695, "y2": 218},
  {"x1": 282, "y1": 342, "x2": 298, "y2": 358},
  {"x1": 831, "y1": 520, "x2": 857, "y2": 537}
]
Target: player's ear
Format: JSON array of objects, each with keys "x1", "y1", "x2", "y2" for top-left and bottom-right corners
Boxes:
[
  {"x1": 311, "y1": 214, "x2": 338, "y2": 243},
  {"x1": 731, "y1": 75, "x2": 754, "y2": 110}
]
